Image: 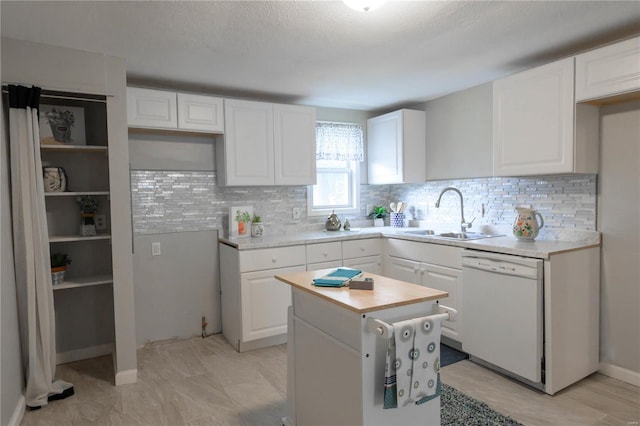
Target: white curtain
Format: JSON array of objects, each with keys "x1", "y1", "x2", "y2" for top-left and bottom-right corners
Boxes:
[
  {"x1": 7, "y1": 85, "x2": 72, "y2": 408},
  {"x1": 316, "y1": 121, "x2": 364, "y2": 161}
]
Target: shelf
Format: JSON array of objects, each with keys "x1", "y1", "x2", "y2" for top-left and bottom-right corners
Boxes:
[
  {"x1": 45, "y1": 191, "x2": 110, "y2": 197},
  {"x1": 49, "y1": 234, "x2": 111, "y2": 243},
  {"x1": 53, "y1": 274, "x2": 113, "y2": 291},
  {"x1": 40, "y1": 144, "x2": 108, "y2": 153}
]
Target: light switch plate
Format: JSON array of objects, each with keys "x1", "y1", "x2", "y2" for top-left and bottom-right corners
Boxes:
[
  {"x1": 152, "y1": 242, "x2": 161, "y2": 256},
  {"x1": 293, "y1": 207, "x2": 301, "y2": 219}
]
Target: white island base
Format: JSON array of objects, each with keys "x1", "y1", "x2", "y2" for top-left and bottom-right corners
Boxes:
[{"x1": 276, "y1": 270, "x2": 448, "y2": 426}]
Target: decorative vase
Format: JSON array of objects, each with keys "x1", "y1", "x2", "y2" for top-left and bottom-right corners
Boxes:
[
  {"x1": 373, "y1": 218, "x2": 384, "y2": 227},
  {"x1": 251, "y1": 223, "x2": 264, "y2": 237},
  {"x1": 512, "y1": 207, "x2": 544, "y2": 241},
  {"x1": 80, "y1": 213, "x2": 97, "y2": 236},
  {"x1": 49, "y1": 121, "x2": 73, "y2": 143},
  {"x1": 43, "y1": 166, "x2": 68, "y2": 192},
  {"x1": 51, "y1": 266, "x2": 66, "y2": 286},
  {"x1": 238, "y1": 221, "x2": 248, "y2": 235},
  {"x1": 390, "y1": 212, "x2": 405, "y2": 228}
]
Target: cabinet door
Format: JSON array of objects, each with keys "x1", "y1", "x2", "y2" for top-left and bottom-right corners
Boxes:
[
  {"x1": 384, "y1": 256, "x2": 421, "y2": 285},
  {"x1": 241, "y1": 265, "x2": 303, "y2": 342},
  {"x1": 493, "y1": 58, "x2": 575, "y2": 176},
  {"x1": 223, "y1": 99, "x2": 274, "y2": 185},
  {"x1": 127, "y1": 87, "x2": 177, "y2": 129},
  {"x1": 422, "y1": 263, "x2": 462, "y2": 343},
  {"x1": 273, "y1": 104, "x2": 316, "y2": 185},
  {"x1": 367, "y1": 110, "x2": 403, "y2": 184},
  {"x1": 177, "y1": 93, "x2": 224, "y2": 133},
  {"x1": 576, "y1": 36, "x2": 640, "y2": 102},
  {"x1": 343, "y1": 255, "x2": 381, "y2": 275}
]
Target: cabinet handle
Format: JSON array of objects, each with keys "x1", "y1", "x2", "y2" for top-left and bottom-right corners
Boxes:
[
  {"x1": 272, "y1": 257, "x2": 277, "y2": 263},
  {"x1": 323, "y1": 251, "x2": 328, "y2": 257},
  {"x1": 360, "y1": 247, "x2": 365, "y2": 252}
]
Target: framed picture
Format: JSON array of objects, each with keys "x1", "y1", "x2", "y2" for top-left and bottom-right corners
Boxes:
[
  {"x1": 39, "y1": 105, "x2": 86, "y2": 145},
  {"x1": 229, "y1": 206, "x2": 253, "y2": 238}
]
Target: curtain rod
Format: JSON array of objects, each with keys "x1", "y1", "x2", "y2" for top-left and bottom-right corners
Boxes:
[{"x1": 2, "y1": 85, "x2": 108, "y2": 103}]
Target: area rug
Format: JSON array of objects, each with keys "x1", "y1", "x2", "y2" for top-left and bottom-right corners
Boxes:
[{"x1": 441, "y1": 383, "x2": 524, "y2": 426}]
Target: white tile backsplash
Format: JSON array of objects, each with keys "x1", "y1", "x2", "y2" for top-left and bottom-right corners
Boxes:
[{"x1": 131, "y1": 171, "x2": 596, "y2": 237}]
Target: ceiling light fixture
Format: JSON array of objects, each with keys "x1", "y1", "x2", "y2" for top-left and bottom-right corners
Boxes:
[{"x1": 343, "y1": 0, "x2": 387, "y2": 12}]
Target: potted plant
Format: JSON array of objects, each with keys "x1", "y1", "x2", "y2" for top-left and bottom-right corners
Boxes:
[
  {"x1": 251, "y1": 213, "x2": 264, "y2": 237},
  {"x1": 235, "y1": 209, "x2": 251, "y2": 235},
  {"x1": 368, "y1": 206, "x2": 388, "y2": 227},
  {"x1": 77, "y1": 195, "x2": 98, "y2": 236},
  {"x1": 50, "y1": 252, "x2": 71, "y2": 286},
  {"x1": 44, "y1": 108, "x2": 75, "y2": 143}
]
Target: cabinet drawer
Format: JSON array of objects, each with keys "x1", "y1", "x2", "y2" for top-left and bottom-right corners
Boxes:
[
  {"x1": 386, "y1": 238, "x2": 462, "y2": 269},
  {"x1": 240, "y1": 246, "x2": 306, "y2": 272},
  {"x1": 342, "y1": 238, "x2": 381, "y2": 259},
  {"x1": 306, "y1": 242, "x2": 342, "y2": 264}
]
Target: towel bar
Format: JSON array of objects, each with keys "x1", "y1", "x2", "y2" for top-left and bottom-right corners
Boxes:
[{"x1": 366, "y1": 305, "x2": 458, "y2": 339}]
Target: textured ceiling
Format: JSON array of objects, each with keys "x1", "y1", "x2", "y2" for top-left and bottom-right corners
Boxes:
[{"x1": 2, "y1": 1, "x2": 640, "y2": 111}]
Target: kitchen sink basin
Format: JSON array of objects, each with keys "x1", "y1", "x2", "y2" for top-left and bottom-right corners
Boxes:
[
  {"x1": 401, "y1": 230, "x2": 504, "y2": 240},
  {"x1": 402, "y1": 229, "x2": 436, "y2": 236}
]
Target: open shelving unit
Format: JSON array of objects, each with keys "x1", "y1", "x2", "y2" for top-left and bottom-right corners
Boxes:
[{"x1": 40, "y1": 89, "x2": 118, "y2": 363}]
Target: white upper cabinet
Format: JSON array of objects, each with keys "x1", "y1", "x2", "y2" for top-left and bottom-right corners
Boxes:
[
  {"x1": 127, "y1": 87, "x2": 177, "y2": 129},
  {"x1": 367, "y1": 109, "x2": 426, "y2": 184},
  {"x1": 493, "y1": 57, "x2": 599, "y2": 176},
  {"x1": 218, "y1": 99, "x2": 316, "y2": 186},
  {"x1": 273, "y1": 103, "x2": 317, "y2": 185},
  {"x1": 220, "y1": 99, "x2": 274, "y2": 186},
  {"x1": 127, "y1": 87, "x2": 224, "y2": 133},
  {"x1": 177, "y1": 93, "x2": 224, "y2": 132},
  {"x1": 576, "y1": 36, "x2": 640, "y2": 102}
]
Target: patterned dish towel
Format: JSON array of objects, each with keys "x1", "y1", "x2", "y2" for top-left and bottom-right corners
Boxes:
[{"x1": 383, "y1": 315, "x2": 444, "y2": 409}]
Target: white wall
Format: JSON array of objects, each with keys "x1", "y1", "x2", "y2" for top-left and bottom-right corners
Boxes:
[
  {"x1": 598, "y1": 100, "x2": 640, "y2": 376},
  {"x1": 423, "y1": 82, "x2": 493, "y2": 180},
  {"x1": 132, "y1": 231, "x2": 220, "y2": 346},
  {"x1": 1, "y1": 89, "x2": 25, "y2": 426}
]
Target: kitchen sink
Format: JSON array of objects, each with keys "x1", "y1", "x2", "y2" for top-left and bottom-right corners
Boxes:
[{"x1": 401, "y1": 230, "x2": 504, "y2": 240}]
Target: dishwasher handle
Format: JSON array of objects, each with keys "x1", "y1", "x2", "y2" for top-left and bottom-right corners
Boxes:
[{"x1": 462, "y1": 254, "x2": 542, "y2": 279}]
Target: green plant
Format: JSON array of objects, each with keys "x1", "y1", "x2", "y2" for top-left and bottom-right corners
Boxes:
[
  {"x1": 77, "y1": 195, "x2": 98, "y2": 214},
  {"x1": 50, "y1": 252, "x2": 71, "y2": 268},
  {"x1": 252, "y1": 213, "x2": 261, "y2": 223},
  {"x1": 368, "y1": 206, "x2": 388, "y2": 219},
  {"x1": 235, "y1": 210, "x2": 251, "y2": 223},
  {"x1": 44, "y1": 108, "x2": 75, "y2": 128}
]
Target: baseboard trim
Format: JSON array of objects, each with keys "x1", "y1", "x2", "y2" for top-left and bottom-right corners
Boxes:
[
  {"x1": 115, "y1": 368, "x2": 138, "y2": 386},
  {"x1": 599, "y1": 362, "x2": 640, "y2": 387},
  {"x1": 56, "y1": 343, "x2": 113, "y2": 365},
  {"x1": 8, "y1": 395, "x2": 25, "y2": 426}
]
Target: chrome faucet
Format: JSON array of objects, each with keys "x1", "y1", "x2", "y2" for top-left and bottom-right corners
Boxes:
[{"x1": 435, "y1": 187, "x2": 473, "y2": 233}]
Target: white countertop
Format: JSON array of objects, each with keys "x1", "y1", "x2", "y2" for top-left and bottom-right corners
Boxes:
[{"x1": 219, "y1": 227, "x2": 600, "y2": 259}]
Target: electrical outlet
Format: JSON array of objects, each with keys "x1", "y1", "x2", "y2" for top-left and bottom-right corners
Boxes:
[
  {"x1": 95, "y1": 214, "x2": 106, "y2": 231},
  {"x1": 152, "y1": 242, "x2": 161, "y2": 256},
  {"x1": 292, "y1": 207, "x2": 301, "y2": 219}
]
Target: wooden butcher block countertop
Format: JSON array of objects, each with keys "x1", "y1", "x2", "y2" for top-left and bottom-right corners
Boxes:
[{"x1": 275, "y1": 269, "x2": 447, "y2": 314}]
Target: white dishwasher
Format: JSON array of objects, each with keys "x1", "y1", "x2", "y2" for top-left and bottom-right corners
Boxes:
[{"x1": 461, "y1": 249, "x2": 544, "y2": 387}]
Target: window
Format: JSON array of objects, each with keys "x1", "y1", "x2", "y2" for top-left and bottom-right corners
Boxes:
[{"x1": 308, "y1": 122, "x2": 363, "y2": 217}]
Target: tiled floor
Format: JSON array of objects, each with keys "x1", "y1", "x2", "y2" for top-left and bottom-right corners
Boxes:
[{"x1": 20, "y1": 334, "x2": 640, "y2": 426}]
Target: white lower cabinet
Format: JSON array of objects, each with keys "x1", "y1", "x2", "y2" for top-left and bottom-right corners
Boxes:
[
  {"x1": 220, "y1": 244, "x2": 305, "y2": 352},
  {"x1": 240, "y1": 266, "x2": 300, "y2": 343},
  {"x1": 384, "y1": 239, "x2": 463, "y2": 344}
]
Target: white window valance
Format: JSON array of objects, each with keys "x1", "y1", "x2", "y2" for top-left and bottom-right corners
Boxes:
[{"x1": 315, "y1": 121, "x2": 364, "y2": 161}]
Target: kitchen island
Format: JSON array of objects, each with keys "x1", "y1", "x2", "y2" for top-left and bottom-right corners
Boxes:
[{"x1": 275, "y1": 269, "x2": 449, "y2": 426}]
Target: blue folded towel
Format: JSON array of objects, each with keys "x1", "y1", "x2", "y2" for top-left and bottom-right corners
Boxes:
[{"x1": 312, "y1": 268, "x2": 363, "y2": 287}]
